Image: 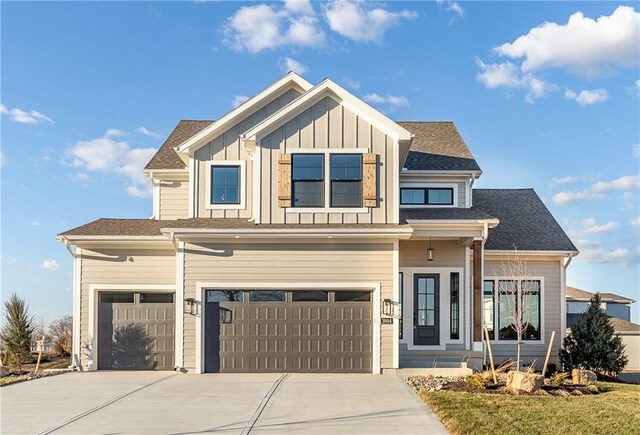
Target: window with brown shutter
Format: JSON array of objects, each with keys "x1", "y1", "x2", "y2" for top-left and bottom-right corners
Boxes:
[
  {"x1": 278, "y1": 153, "x2": 291, "y2": 207},
  {"x1": 362, "y1": 153, "x2": 377, "y2": 207}
]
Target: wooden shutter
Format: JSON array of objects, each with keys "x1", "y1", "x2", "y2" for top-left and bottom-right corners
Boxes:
[
  {"x1": 278, "y1": 153, "x2": 292, "y2": 207},
  {"x1": 363, "y1": 153, "x2": 377, "y2": 207}
]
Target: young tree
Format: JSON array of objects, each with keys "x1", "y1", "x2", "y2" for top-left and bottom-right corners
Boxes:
[
  {"x1": 49, "y1": 315, "x2": 72, "y2": 356},
  {"x1": 560, "y1": 293, "x2": 628, "y2": 375},
  {"x1": 492, "y1": 249, "x2": 540, "y2": 371},
  {"x1": 1, "y1": 294, "x2": 35, "y2": 371}
]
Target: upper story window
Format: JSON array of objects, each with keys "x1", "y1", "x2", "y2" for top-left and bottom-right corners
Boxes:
[
  {"x1": 330, "y1": 154, "x2": 362, "y2": 207},
  {"x1": 400, "y1": 187, "x2": 454, "y2": 206},
  {"x1": 211, "y1": 166, "x2": 240, "y2": 204},
  {"x1": 292, "y1": 154, "x2": 324, "y2": 207}
]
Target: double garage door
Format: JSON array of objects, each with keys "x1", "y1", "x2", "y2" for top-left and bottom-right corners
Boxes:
[{"x1": 204, "y1": 290, "x2": 373, "y2": 373}]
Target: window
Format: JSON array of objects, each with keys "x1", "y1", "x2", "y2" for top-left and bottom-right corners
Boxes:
[
  {"x1": 249, "y1": 291, "x2": 285, "y2": 302},
  {"x1": 335, "y1": 291, "x2": 370, "y2": 302},
  {"x1": 498, "y1": 280, "x2": 518, "y2": 340},
  {"x1": 330, "y1": 154, "x2": 362, "y2": 207},
  {"x1": 521, "y1": 280, "x2": 541, "y2": 340},
  {"x1": 206, "y1": 290, "x2": 244, "y2": 302},
  {"x1": 140, "y1": 293, "x2": 174, "y2": 304},
  {"x1": 292, "y1": 291, "x2": 329, "y2": 302},
  {"x1": 211, "y1": 166, "x2": 240, "y2": 204},
  {"x1": 400, "y1": 187, "x2": 454, "y2": 205},
  {"x1": 450, "y1": 273, "x2": 459, "y2": 340},
  {"x1": 399, "y1": 272, "x2": 403, "y2": 339},
  {"x1": 292, "y1": 154, "x2": 324, "y2": 207},
  {"x1": 100, "y1": 292, "x2": 134, "y2": 304},
  {"x1": 483, "y1": 280, "x2": 495, "y2": 340}
]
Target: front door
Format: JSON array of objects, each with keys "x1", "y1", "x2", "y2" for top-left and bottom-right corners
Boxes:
[{"x1": 414, "y1": 274, "x2": 439, "y2": 345}]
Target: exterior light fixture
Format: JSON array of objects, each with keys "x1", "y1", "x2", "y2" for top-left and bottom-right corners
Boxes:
[
  {"x1": 382, "y1": 298, "x2": 394, "y2": 316},
  {"x1": 427, "y1": 238, "x2": 435, "y2": 262},
  {"x1": 184, "y1": 297, "x2": 196, "y2": 315}
]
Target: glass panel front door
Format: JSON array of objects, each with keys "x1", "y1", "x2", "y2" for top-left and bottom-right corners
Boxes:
[{"x1": 414, "y1": 274, "x2": 439, "y2": 345}]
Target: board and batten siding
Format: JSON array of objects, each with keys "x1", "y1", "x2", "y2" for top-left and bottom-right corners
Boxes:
[
  {"x1": 259, "y1": 96, "x2": 397, "y2": 224},
  {"x1": 194, "y1": 88, "x2": 302, "y2": 219},
  {"x1": 78, "y1": 249, "x2": 176, "y2": 368},
  {"x1": 159, "y1": 180, "x2": 189, "y2": 220},
  {"x1": 484, "y1": 256, "x2": 563, "y2": 366},
  {"x1": 399, "y1": 240, "x2": 466, "y2": 268},
  {"x1": 182, "y1": 242, "x2": 394, "y2": 371}
]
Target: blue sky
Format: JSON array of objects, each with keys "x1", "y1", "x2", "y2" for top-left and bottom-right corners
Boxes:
[{"x1": 1, "y1": 1, "x2": 639, "y2": 324}]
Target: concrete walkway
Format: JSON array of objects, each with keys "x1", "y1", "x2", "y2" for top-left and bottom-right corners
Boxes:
[{"x1": 0, "y1": 372, "x2": 446, "y2": 434}]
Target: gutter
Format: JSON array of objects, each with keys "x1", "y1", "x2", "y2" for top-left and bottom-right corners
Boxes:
[{"x1": 56, "y1": 236, "x2": 77, "y2": 259}]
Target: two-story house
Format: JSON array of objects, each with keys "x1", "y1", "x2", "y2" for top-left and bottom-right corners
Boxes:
[{"x1": 57, "y1": 73, "x2": 578, "y2": 374}]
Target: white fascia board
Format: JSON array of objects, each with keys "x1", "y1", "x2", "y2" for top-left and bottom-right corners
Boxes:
[
  {"x1": 400, "y1": 169, "x2": 483, "y2": 176},
  {"x1": 406, "y1": 219, "x2": 499, "y2": 226},
  {"x1": 161, "y1": 228, "x2": 413, "y2": 239},
  {"x1": 242, "y1": 79, "x2": 413, "y2": 144},
  {"x1": 64, "y1": 235, "x2": 168, "y2": 242},
  {"x1": 174, "y1": 73, "x2": 313, "y2": 154},
  {"x1": 484, "y1": 249, "x2": 579, "y2": 256}
]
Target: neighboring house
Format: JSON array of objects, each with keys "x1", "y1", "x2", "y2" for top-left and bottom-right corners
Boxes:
[
  {"x1": 57, "y1": 73, "x2": 578, "y2": 374},
  {"x1": 566, "y1": 286, "x2": 639, "y2": 370}
]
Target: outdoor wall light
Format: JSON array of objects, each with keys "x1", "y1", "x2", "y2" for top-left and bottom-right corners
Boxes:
[
  {"x1": 382, "y1": 299, "x2": 394, "y2": 316},
  {"x1": 427, "y1": 238, "x2": 435, "y2": 262},
  {"x1": 184, "y1": 297, "x2": 196, "y2": 315}
]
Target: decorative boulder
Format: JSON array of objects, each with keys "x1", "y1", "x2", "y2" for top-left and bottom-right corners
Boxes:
[
  {"x1": 506, "y1": 371, "x2": 544, "y2": 393},
  {"x1": 572, "y1": 369, "x2": 597, "y2": 385}
]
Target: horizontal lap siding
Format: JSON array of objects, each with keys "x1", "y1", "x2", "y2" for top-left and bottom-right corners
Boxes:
[
  {"x1": 79, "y1": 249, "x2": 176, "y2": 368},
  {"x1": 159, "y1": 181, "x2": 189, "y2": 220},
  {"x1": 183, "y1": 242, "x2": 394, "y2": 371},
  {"x1": 485, "y1": 258, "x2": 562, "y2": 366},
  {"x1": 194, "y1": 88, "x2": 301, "y2": 219}
]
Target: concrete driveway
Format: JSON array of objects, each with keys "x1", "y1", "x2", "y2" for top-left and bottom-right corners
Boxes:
[{"x1": 0, "y1": 372, "x2": 446, "y2": 434}]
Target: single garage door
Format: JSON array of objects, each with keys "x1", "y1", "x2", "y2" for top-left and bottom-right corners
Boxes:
[
  {"x1": 204, "y1": 290, "x2": 373, "y2": 373},
  {"x1": 98, "y1": 291, "x2": 175, "y2": 370}
]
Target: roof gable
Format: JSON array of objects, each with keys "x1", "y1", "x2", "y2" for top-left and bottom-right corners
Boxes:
[{"x1": 144, "y1": 120, "x2": 213, "y2": 171}]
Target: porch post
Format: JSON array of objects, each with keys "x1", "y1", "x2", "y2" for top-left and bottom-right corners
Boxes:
[{"x1": 473, "y1": 240, "x2": 483, "y2": 342}]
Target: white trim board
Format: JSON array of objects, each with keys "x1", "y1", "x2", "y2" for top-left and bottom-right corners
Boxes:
[
  {"x1": 204, "y1": 160, "x2": 247, "y2": 211},
  {"x1": 194, "y1": 281, "x2": 382, "y2": 374},
  {"x1": 86, "y1": 284, "x2": 176, "y2": 371},
  {"x1": 72, "y1": 248, "x2": 82, "y2": 369}
]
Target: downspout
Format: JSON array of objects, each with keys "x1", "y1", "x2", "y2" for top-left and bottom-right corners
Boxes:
[
  {"x1": 563, "y1": 253, "x2": 576, "y2": 269},
  {"x1": 57, "y1": 236, "x2": 77, "y2": 259}
]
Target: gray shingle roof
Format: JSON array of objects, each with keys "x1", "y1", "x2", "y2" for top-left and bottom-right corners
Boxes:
[
  {"x1": 143, "y1": 120, "x2": 480, "y2": 172},
  {"x1": 398, "y1": 122, "x2": 481, "y2": 172},
  {"x1": 567, "y1": 286, "x2": 635, "y2": 304},
  {"x1": 400, "y1": 208, "x2": 495, "y2": 222},
  {"x1": 472, "y1": 188, "x2": 577, "y2": 252}
]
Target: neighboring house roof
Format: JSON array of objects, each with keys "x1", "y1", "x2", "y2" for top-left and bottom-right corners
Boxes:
[
  {"x1": 472, "y1": 188, "x2": 578, "y2": 252},
  {"x1": 58, "y1": 218, "x2": 408, "y2": 237},
  {"x1": 400, "y1": 208, "x2": 495, "y2": 222},
  {"x1": 144, "y1": 120, "x2": 213, "y2": 170},
  {"x1": 567, "y1": 286, "x2": 635, "y2": 304},
  {"x1": 567, "y1": 313, "x2": 640, "y2": 333},
  {"x1": 143, "y1": 120, "x2": 480, "y2": 172},
  {"x1": 399, "y1": 122, "x2": 481, "y2": 172}
]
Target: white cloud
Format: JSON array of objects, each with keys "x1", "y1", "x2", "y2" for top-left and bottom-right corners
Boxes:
[
  {"x1": 493, "y1": 6, "x2": 640, "y2": 77},
  {"x1": 30, "y1": 221, "x2": 42, "y2": 226},
  {"x1": 279, "y1": 57, "x2": 309, "y2": 75},
  {"x1": 635, "y1": 79, "x2": 640, "y2": 94},
  {"x1": 447, "y1": 2, "x2": 464, "y2": 17},
  {"x1": 630, "y1": 217, "x2": 640, "y2": 227},
  {"x1": 574, "y1": 239, "x2": 639, "y2": 265},
  {"x1": 0, "y1": 103, "x2": 53, "y2": 124},
  {"x1": 0, "y1": 152, "x2": 6, "y2": 167},
  {"x1": 231, "y1": 95, "x2": 250, "y2": 109},
  {"x1": 564, "y1": 88, "x2": 609, "y2": 106},
  {"x1": 105, "y1": 128, "x2": 127, "y2": 137},
  {"x1": 324, "y1": 0, "x2": 417, "y2": 43},
  {"x1": 633, "y1": 144, "x2": 640, "y2": 158},
  {"x1": 475, "y1": 59, "x2": 556, "y2": 102},
  {"x1": 223, "y1": 3, "x2": 325, "y2": 53},
  {"x1": 137, "y1": 126, "x2": 162, "y2": 139},
  {"x1": 342, "y1": 77, "x2": 361, "y2": 90},
  {"x1": 552, "y1": 174, "x2": 640, "y2": 204},
  {"x1": 66, "y1": 135, "x2": 157, "y2": 198},
  {"x1": 551, "y1": 175, "x2": 578, "y2": 186},
  {"x1": 41, "y1": 260, "x2": 59, "y2": 270},
  {"x1": 362, "y1": 93, "x2": 409, "y2": 108},
  {"x1": 574, "y1": 218, "x2": 619, "y2": 235}
]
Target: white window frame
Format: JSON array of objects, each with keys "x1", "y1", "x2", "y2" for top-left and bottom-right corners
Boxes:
[
  {"x1": 286, "y1": 148, "x2": 368, "y2": 214},
  {"x1": 399, "y1": 182, "x2": 459, "y2": 209},
  {"x1": 205, "y1": 160, "x2": 247, "y2": 210},
  {"x1": 484, "y1": 276, "x2": 545, "y2": 344}
]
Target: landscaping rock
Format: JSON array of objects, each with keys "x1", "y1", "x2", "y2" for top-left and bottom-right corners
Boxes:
[
  {"x1": 404, "y1": 375, "x2": 464, "y2": 393},
  {"x1": 506, "y1": 371, "x2": 544, "y2": 393},
  {"x1": 572, "y1": 369, "x2": 597, "y2": 385}
]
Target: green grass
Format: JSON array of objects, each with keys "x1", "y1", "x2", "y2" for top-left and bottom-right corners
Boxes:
[{"x1": 421, "y1": 382, "x2": 640, "y2": 435}]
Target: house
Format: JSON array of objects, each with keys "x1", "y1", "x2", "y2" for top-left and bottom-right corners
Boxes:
[
  {"x1": 566, "y1": 286, "x2": 639, "y2": 370},
  {"x1": 57, "y1": 73, "x2": 578, "y2": 374}
]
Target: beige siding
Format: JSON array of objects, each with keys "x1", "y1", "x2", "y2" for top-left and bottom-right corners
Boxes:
[
  {"x1": 78, "y1": 249, "x2": 176, "y2": 368},
  {"x1": 484, "y1": 257, "x2": 563, "y2": 366},
  {"x1": 182, "y1": 242, "x2": 394, "y2": 371},
  {"x1": 259, "y1": 96, "x2": 396, "y2": 224},
  {"x1": 159, "y1": 180, "x2": 189, "y2": 220},
  {"x1": 400, "y1": 240, "x2": 466, "y2": 268},
  {"x1": 621, "y1": 334, "x2": 640, "y2": 370},
  {"x1": 194, "y1": 88, "x2": 302, "y2": 218},
  {"x1": 399, "y1": 177, "x2": 469, "y2": 208}
]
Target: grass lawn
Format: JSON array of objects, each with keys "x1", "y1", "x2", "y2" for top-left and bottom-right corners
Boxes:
[{"x1": 421, "y1": 382, "x2": 640, "y2": 435}]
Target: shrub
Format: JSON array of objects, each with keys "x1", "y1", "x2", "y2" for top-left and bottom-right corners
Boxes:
[
  {"x1": 549, "y1": 372, "x2": 570, "y2": 386},
  {"x1": 560, "y1": 293, "x2": 628, "y2": 375},
  {"x1": 465, "y1": 373, "x2": 489, "y2": 390},
  {"x1": 0, "y1": 294, "x2": 35, "y2": 371},
  {"x1": 49, "y1": 315, "x2": 72, "y2": 356}
]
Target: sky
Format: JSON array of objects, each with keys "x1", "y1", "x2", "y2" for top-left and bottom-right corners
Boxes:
[{"x1": 1, "y1": 1, "x2": 639, "y2": 324}]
